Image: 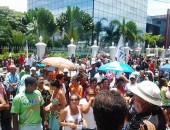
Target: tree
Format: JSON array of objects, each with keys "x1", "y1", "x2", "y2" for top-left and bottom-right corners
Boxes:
[
  {"x1": 107, "y1": 17, "x2": 143, "y2": 46},
  {"x1": 144, "y1": 33, "x2": 163, "y2": 48},
  {"x1": 56, "y1": 6, "x2": 94, "y2": 45},
  {"x1": 22, "y1": 8, "x2": 57, "y2": 45}
]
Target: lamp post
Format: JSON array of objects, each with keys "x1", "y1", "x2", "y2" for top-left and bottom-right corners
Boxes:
[
  {"x1": 124, "y1": 43, "x2": 130, "y2": 63},
  {"x1": 161, "y1": 46, "x2": 165, "y2": 59}
]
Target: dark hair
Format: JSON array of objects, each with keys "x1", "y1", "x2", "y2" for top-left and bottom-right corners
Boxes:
[
  {"x1": 72, "y1": 76, "x2": 80, "y2": 82},
  {"x1": 101, "y1": 78, "x2": 109, "y2": 84},
  {"x1": 93, "y1": 90, "x2": 127, "y2": 130},
  {"x1": 90, "y1": 78, "x2": 97, "y2": 83},
  {"x1": 50, "y1": 79, "x2": 61, "y2": 89},
  {"x1": 25, "y1": 77, "x2": 38, "y2": 87},
  {"x1": 56, "y1": 74, "x2": 64, "y2": 80}
]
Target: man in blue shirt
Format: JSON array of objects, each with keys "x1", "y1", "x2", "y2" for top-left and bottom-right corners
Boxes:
[{"x1": 5, "y1": 65, "x2": 20, "y2": 97}]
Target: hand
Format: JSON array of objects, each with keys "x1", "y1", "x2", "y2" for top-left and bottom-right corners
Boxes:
[
  {"x1": 140, "y1": 120, "x2": 156, "y2": 130},
  {"x1": 71, "y1": 87, "x2": 76, "y2": 92},
  {"x1": 69, "y1": 123, "x2": 77, "y2": 129},
  {"x1": 43, "y1": 120, "x2": 49, "y2": 130}
]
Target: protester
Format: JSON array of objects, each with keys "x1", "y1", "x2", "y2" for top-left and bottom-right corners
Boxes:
[
  {"x1": 19, "y1": 64, "x2": 30, "y2": 79},
  {"x1": 128, "y1": 81, "x2": 166, "y2": 130},
  {"x1": 5, "y1": 65, "x2": 20, "y2": 97},
  {"x1": 59, "y1": 94, "x2": 87, "y2": 130},
  {"x1": 69, "y1": 76, "x2": 83, "y2": 99},
  {"x1": 11, "y1": 77, "x2": 47, "y2": 130},
  {"x1": 45, "y1": 79, "x2": 66, "y2": 130},
  {"x1": 79, "y1": 88, "x2": 96, "y2": 130},
  {"x1": 93, "y1": 90, "x2": 127, "y2": 130}
]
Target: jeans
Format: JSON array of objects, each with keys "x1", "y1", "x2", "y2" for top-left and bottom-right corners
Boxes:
[{"x1": 19, "y1": 123, "x2": 43, "y2": 130}]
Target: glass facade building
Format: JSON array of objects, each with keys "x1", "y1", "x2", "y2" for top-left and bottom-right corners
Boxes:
[{"x1": 28, "y1": 0, "x2": 148, "y2": 32}]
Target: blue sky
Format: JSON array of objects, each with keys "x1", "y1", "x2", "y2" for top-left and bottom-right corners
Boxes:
[{"x1": 0, "y1": 0, "x2": 170, "y2": 16}]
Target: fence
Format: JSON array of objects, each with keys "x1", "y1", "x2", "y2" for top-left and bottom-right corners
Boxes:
[{"x1": 0, "y1": 46, "x2": 92, "y2": 55}]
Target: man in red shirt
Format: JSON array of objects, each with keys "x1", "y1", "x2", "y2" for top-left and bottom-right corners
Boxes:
[{"x1": 18, "y1": 54, "x2": 25, "y2": 71}]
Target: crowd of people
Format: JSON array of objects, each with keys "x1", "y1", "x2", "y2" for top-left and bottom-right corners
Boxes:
[{"x1": 0, "y1": 51, "x2": 169, "y2": 130}]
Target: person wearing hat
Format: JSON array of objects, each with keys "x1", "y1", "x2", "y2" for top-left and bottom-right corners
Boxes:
[
  {"x1": 128, "y1": 81, "x2": 166, "y2": 130},
  {"x1": 88, "y1": 60, "x2": 97, "y2": 80},
  {"x1": 30, "y1": 67, "x2": 36, "y2": 75},
  {"x1": 11, "y1": 77, "x2": 48, "y2": 130},
  {"x1": 125, "y1": 74, "x2": 137, "y2": 92},
  {"x1": 5, "y1": 65, "x2": 20, "y2": 97}
]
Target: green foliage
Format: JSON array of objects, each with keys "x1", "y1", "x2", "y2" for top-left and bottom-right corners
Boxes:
[
  {"x1": 11, "y1": 30, "x2": 25, "y2": 46},
  {"x1": 56, "y1": 6, "x2": 94, "y2": 46},
  {"x1": 144, "y1": 33, "x2": 163, "y2": 48}
]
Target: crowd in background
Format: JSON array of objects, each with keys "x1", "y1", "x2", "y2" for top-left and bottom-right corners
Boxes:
[{"x1": 0, "y1": 51, "x2": 169, "y2": 130}]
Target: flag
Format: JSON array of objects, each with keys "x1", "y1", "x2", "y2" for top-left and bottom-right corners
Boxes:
[{"x1": 115, "y1": 35, "x2": 125, "y2": 63}]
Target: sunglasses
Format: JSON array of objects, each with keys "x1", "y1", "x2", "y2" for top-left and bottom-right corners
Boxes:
[
  {"x1": 70, "y1": 99, "x2": 79, "y2": 102},
  {"x1": 87, "y1": 94, "x2": 95, "y2": 96}
]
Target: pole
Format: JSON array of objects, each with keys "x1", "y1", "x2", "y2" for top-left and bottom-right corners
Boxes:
[{"x1": 91, "y1": 0, "x2": 94, "y2": 45}]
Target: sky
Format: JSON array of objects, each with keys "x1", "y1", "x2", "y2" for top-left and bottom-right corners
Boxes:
[{"x1": 0, "y1": 0, "x2": 170, "y2": 15}]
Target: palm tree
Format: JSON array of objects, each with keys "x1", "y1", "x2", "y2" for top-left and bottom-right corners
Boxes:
[
  {"x1": 144, "y1": 33, "x2": 163, "y2": 48},
  {"x1": 107, "y1": 17, "x2": 143, "y2": 46},
  {"x1": 56, "y1": 6, "x2": 94, "y2": 45}
]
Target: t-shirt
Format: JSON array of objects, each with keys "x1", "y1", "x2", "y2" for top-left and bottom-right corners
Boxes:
[
  {"x1": 11, "y1": 90, "x2": 44, "y2": 128},
  {"x1": 79, "y1": 98, "x2": 96, "y2": 129}
]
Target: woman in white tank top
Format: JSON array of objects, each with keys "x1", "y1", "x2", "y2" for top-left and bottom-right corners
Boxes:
[{"x1": 59, "y1": 94, "x2": 87, "y2": 130}]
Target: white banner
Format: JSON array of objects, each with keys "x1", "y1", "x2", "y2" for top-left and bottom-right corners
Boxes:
[{"x1": 116, "y1": 35, "x2": 125, "y2": 63}]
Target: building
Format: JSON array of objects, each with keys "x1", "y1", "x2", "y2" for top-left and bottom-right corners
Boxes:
[
  {"x1": 28, "y1": 0, "x2": 148, "y2": 32},
  {"x1": 146, "y1": 9, "x2": 170, "y2": 48}
]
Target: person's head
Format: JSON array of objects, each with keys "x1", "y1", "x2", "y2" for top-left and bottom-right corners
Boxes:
[
  {"x1": 79, "y1": 74, "x2": 87, "y2": 83},
  {"x1": 101, "y1": 78, "x2": 109, "y2": 90},
  {"x1": 56, "y1": 74, "x2": 64, "y2": 83},
  {"x1": 130, "y1": 81, "x2": 161, "y2": 113},
  {"x1": 159, "y1": 78, "x2": 168, "y2": 88},
  {"x1": 30, "y1": 67, "x2": 36, "y2": 74},
  {"x1": 136, "y1": 65, "x2": 141, "y2": 71},
  {"x1": 50, "y1": 79, "x2": 61, "y2": 92},
  {"x1": 25, "y1": 77, "x2": 38, "y2": 93},
  {"x1": 71, "y1": 76, "x2": 79, "y2": 86},
  {"x1": 63, "y1": 68, "x2": 69, "y2": 76},
  {"x1": 93, "y1": 90, "x2": 127, "y2": 130},
  {"x1": 129, "y1": 75, "x2": 136, "y2": 84},
  {"x1": 78, "y1": 66, "x2": 85, "y2": 74},
  {"x1": 28, "y1": 54, "x2": 31, "y2": 58},
  {"x1": 10, "y1": 65, "x2": 17, "y2": 74},
  {"x1": 90, "y1": 78, "x2": 97, "y2": 88},
  {"x1": 38, "y1": 76, "x2": 44, "y2": 87},
  {"x1": 31, "y1": 73, "x2": 38, "y2": 80},
  {"x1": 86, "y1": 88, "x2": 95, "y2": 101},
  {"x1": 47, "y1": 71, "x2": 54, "y2": 81},
  {"x1": 98, "y1": 70, "x2": 103, "y2": 75},
  {"x1": 69, "y1": 94, "x2": 79, "y2": 107},
  {"x1": 25, "y1": 64, "x2": 30, "y2": 71}
]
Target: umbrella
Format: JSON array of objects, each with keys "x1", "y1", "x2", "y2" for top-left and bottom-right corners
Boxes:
[
  {"x1": 42, "y1": 57, "x2": 74, "y2": 69},
  {"x1": 160, "y1": 64, "x2": 170, "y2": 72},
  {"x1": 98, "y1": 61, "x2": 134, "y2": 72}
]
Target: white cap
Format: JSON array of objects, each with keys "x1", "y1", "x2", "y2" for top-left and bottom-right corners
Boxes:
[
  {"x1": 30, "y1": 67, "x2": 36, "y2": 71},
  {"x1": 63, "y1": 68, "x2": 69, "y2": 72}
]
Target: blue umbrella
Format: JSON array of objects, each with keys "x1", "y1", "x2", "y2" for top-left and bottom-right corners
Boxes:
[
  {"x1": 160, "y1": 64, "x2": 170, "y2": 72},
  {"x1": 98, "y1": 61, "x2": 134, "y2": 72}
]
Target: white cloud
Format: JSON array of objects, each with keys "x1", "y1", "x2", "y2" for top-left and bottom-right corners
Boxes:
[
  {"x1": 147, "y1": 0, "x2": 170, "y2": 16},
  {"x1": 0, "y1": 0, "x2": 27, "y2": 12}
]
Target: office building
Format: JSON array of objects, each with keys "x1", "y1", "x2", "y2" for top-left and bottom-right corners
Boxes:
[{"x1": 28, "y1": 0, "x2": 148, "y2": 32}]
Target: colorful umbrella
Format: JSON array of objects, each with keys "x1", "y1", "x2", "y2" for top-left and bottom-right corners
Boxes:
[
  {"x1": 42, "y1": 57, "x2": 74, "y2": 69},
  {"x1": 160, "y1": 64, "x2": 170, "y2": 72},
  {"x1": 98, "y1": 61, "x2": 134, "y2": 72}
]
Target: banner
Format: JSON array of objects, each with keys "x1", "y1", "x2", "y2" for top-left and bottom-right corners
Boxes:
[{"x1": 115, "y1": 35, "x2": 125, "y2": 63}]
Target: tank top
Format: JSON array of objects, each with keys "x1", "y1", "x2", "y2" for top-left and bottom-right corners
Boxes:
[
  {"x1": 64, "y1": 106, "x2": 82, "y2": 130},
  {"x1": 50, "y1": 92, "x2": 61, "y2": 119}
]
